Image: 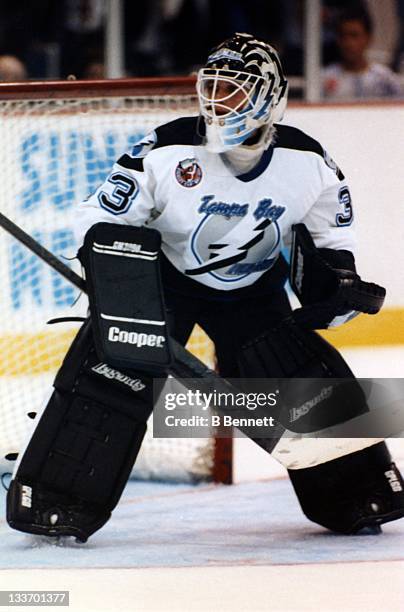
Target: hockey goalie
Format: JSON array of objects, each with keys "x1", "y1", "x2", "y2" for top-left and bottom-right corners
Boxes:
[{"x1": 6, "y1": 33, "x2": 404, "y2": 542}]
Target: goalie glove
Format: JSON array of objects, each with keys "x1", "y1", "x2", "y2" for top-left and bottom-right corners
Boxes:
[{"x1": 290, "y1": 223, "x2": 386, "y2": 330}]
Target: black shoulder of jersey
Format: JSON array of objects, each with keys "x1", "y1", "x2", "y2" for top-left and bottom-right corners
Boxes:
[
  {"x1": 154, "y1": 116, "x2": 204, "y2": 148},
  {"x1": 273, "y1": 124, "x2": 345, "y2": 180},
  {"x1": 274, "y1": 124, "x2": 323, "y2": 156},
  {"x1": 118, "y1": 116, "x2": 203, "y2": 172}
]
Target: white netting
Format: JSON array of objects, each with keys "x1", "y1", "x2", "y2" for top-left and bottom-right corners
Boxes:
[{"x1": 0, "y1": 82, "x2": 218, "y2": 483}]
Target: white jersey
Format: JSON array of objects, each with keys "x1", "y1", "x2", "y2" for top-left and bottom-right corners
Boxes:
[
  {"x1": 75, "y1": 117, "x2": 355, "y2": 292},
  {"x1": 322, "y1": 62, "x2": 402, "y2": 100}
]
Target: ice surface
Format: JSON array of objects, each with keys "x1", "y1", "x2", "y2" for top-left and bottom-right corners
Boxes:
[{"x1": 1, "y1": 477, "x2": 403, "y2": 570}]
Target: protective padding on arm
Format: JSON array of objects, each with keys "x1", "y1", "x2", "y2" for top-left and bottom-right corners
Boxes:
[{"x1": 7, "y1": 319, "x2": 158, "y2": 542}]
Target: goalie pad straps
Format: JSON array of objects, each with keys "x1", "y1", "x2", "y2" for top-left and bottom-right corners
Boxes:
[
  {"x1": 290, "y1": 223, "x2": 386, "y2": 329},
  {"x1": 80, "y1": 222, "x2": 172, "y2": 372},
  {"x1": 238, "y1": 318, "x2": 369, "y2": 434},
  {"x1": 7, "y1": 319, "x2": 159, "y2": 542}
]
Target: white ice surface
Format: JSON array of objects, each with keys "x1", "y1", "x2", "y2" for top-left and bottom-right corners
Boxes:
[{"x1": 1, "y1": 476, "x2": 404, "y2": 611}]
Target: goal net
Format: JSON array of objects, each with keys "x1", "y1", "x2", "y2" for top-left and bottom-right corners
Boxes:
[{"x1": 0, "y1": 77, "x2": 232, "y2": 485}]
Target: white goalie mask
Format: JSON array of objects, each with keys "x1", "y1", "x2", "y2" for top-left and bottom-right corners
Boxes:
[{"x1": 197, "y1": 33, "x2": 288, "y2": 153}]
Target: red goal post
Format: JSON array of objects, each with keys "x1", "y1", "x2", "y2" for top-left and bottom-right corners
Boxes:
[
  {"x1": 0, "y1": 76, "x2": 198, "y2": 100},
  {"x1": 0, "y1": 77, "x2": 232, "y2": 485}
]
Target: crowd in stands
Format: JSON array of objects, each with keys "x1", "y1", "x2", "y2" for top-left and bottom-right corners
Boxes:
[{"x1": 0, "y1": 0, "x2": 403, "y2": 100}]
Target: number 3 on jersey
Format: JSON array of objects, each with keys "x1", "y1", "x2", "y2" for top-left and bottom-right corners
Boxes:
[
  {"x1": 98, "y1": 172, "x2": 139, "y2": 215},
  {"x1": 336, "y1": 186, "x2": 353, "y2": 226}
]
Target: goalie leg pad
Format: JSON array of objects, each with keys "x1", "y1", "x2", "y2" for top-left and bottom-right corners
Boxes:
[
  {"x1": 288, "y1": 442, "x2": 404, "y2": 534},
  {"x1": 238, "y1": 318, "x2": 369, "y2": 434},
  {"x1": 7, "y1": 319, "x2": 157, "y2": 542}
]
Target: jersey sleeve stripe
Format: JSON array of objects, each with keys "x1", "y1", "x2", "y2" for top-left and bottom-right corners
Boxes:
[{"x1": 117, "y1": 155, "x2": 144, "y2": 172}]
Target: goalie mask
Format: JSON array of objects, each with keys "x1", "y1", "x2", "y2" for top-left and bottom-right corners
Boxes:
[{"x1": 197, "y1": 33, "x2": 288, "y2": 153}]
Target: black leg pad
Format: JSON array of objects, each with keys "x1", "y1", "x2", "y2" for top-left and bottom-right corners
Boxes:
[
  {"x1": 7, "y1": 319, "x2": 157, "y2": 542},
  {"x1": 288, "y1": 442, "x2": 404, "y2": 534}
]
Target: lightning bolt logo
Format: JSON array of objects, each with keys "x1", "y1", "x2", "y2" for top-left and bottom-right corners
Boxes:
[{"x1": 186, "y1": 219, "x2": 272, "y2": 276}]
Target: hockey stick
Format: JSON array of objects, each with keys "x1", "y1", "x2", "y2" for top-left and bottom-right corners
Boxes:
[
  {"x1": 0, "y1": 211, "x2": 233, "y2": 379},
  {"x1": 0, "y1": 212, "x2": 230, "y2": 378},
  {"x1": 0, "y1": 211, "x2": 86, "y2": 293},
  {"x1": 0, "y1": 211, "x2": 394, "y2": 469}
]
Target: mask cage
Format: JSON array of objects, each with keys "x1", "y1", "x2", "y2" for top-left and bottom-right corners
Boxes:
[{"x1": 197, "y1": 69, "x2": 269, "y2": 123}]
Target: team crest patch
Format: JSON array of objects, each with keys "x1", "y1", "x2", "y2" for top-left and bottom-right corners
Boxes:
[{"x1": 175, "y1": 158, "x2": 202, "y2": 187}]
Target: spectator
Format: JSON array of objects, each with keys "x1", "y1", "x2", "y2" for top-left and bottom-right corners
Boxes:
[
  {"x1": 322, "y1": 5, "x2": 402, "y2": 99},
  {"x1": 0, "y1": 55, "x2": 27, "y2": 81},
  {"x1": 59, "y1": 0, "x2": 106, "y2": 78},
  {"x1": 125, "y1": 0, "x2": 171, "y2": 76}
]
